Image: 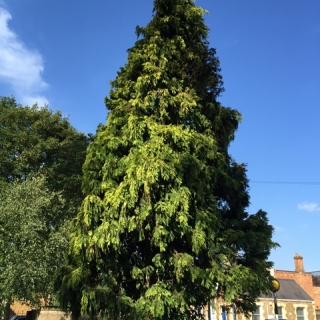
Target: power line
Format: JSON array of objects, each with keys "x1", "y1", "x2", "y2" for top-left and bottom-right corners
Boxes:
[{"x1": 250, "y1": 181, "x2": 320, "y2": 185}]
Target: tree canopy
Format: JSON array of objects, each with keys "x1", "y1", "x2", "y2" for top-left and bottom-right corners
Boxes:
[
  {"x1": 55, "y1": 1, "x2": 277, "y2": 319},
  {"x1": 0, "y1": 96, "x2": 90, "y2": 213},
  {"x1": 0, "y1": 175, "x2": 68, "y2": 308},
  {"x1": 0, "y1": 96, "x2": 91, "y2": 310}
]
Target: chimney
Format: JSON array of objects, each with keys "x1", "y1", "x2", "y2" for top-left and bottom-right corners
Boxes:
[{"x1": 294, "y1": 253, "x2": 304, "y2": 272}]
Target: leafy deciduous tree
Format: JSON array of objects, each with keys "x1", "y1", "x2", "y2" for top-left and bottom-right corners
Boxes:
[
  {"x1": 0, "y1": 96, "x2": 90, "y2": 215},
  {"x1": 0, "y1": 96, "x2": 91, "y2": 310},
  {"x1": 55, "y1": 1, "x2": 277, "y2": 319},
  {"x1": 0, "y1": 175, "x2": 68, "y2": 308}
]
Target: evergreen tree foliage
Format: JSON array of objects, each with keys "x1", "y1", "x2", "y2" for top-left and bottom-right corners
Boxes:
[{"x1": 56, "y1": 1, "x2": 277, "y2": 319}]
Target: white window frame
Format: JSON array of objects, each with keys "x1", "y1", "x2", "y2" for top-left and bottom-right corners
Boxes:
[
  {"x1": 296, "y1": 307, "x2": 305, "y2": 320},
  {"x1": 208, "y1": 300, "x2": 216, "y2": 320},
  {"x1": 252, "y1": 306, "x2": 261, "y2": 320},
  {"x1": 231, "y1": 305, "x2": 237, "y2": 320}
]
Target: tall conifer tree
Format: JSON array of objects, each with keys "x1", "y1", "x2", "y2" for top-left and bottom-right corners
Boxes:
[{"x1": 55, "y1": 1, "x2": 277, "y2": 319}]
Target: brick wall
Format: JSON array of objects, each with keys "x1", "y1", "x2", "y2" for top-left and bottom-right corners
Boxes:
[
  {"x1": 274, "y1": 254, "x2": 320, "y2": 310},
  {"x1": 203, "y1": 299, "x2": 315, "y2": 320},
  {"x1": 36, "y1": 310, "x2": 70, "y2": 320},
  {"x1": 9, "y1": 301, "x2": 31, "y2": 317},
  {"x1": 313, "y1": 287, "x2": 320, "y2": 310},
  {"x1": 274, "y1": 270, "x2": 314, "y2": 299}
]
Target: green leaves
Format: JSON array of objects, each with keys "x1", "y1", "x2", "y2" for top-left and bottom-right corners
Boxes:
[
  {"x1": 0, "y1": 96, "x2": 90, "y2": 213},
  {"x1": 0, "y1": 96, "x2": 90, "y2": 311},
  {"x1": 0, "y1": 175, "x2": 69, "y2": 308}
]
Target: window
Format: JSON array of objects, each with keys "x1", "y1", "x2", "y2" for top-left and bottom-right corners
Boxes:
[
  {"x1": 278, "y1": 306, "x2": 283, "y2": 319},
  {"x1": 252, "y1": 306, "x2": 260, "y2": 320},
  {"x1": 231, "y1": 305, "x2": 237, "y2": 320},
  {"x1": 207, "y1": 301, "x2": 216, "y2": 320},
  {"x1": 221, "y1": 307, "x2": 226, "y2": 320},
  {"x1": 297, "y1": 307, "x2": 305, "y2": 320}
]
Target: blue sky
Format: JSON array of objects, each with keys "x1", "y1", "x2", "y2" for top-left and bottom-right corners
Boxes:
[{"x1": 0, "y1": 0, "x2": 319, "y2": 272}]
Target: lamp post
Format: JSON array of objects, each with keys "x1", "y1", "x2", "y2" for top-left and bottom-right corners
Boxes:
[{"x1": 271, "y1": 278, "x2": 280, "y2": 319}]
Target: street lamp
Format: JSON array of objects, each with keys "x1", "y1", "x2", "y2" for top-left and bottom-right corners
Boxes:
[{"x1": 271, "y1": 278, "x2": 280, "y2": 319}]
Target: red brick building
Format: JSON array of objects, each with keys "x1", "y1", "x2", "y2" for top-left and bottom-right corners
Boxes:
[
  {"x1": 203, "y1": 254, "x2": 319, "y2": 320},
  {"x1": 204, "y1": 278, "x2": 315, "y2": 320},
  {"x1": 274, "y1": 253, "x2": 320, "y2": 320}
]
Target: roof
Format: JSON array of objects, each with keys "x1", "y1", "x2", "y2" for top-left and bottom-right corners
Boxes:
[{"x1": 260, "y1": 279, "x2": 313, "y2": 301}]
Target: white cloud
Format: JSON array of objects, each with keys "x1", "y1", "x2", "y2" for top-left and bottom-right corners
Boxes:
[
  {"x1": 0, "y1": 6, "x2": 48, "y2": 106},
  {"x1": 298, "y1": 202, "x2": 320, "y2": 212}
]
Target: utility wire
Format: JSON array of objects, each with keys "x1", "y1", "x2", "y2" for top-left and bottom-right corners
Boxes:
[{"x1": 250, "y1": 181, "x2": 320, "y2": 185}]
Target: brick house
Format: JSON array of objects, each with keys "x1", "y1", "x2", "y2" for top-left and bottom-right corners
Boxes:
[
  {"x1": 7, "y1": 301, "x2": 31, "y2": 318},
  {"x1": 204, "y1": 254, "x2": 319, "y2": 320},
  {"x1": 274, "y1": 254, "x2": 320, "y2": 320},
  {"x1": 204, "y1": 278, "x2": 315, "y2": 320}
]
